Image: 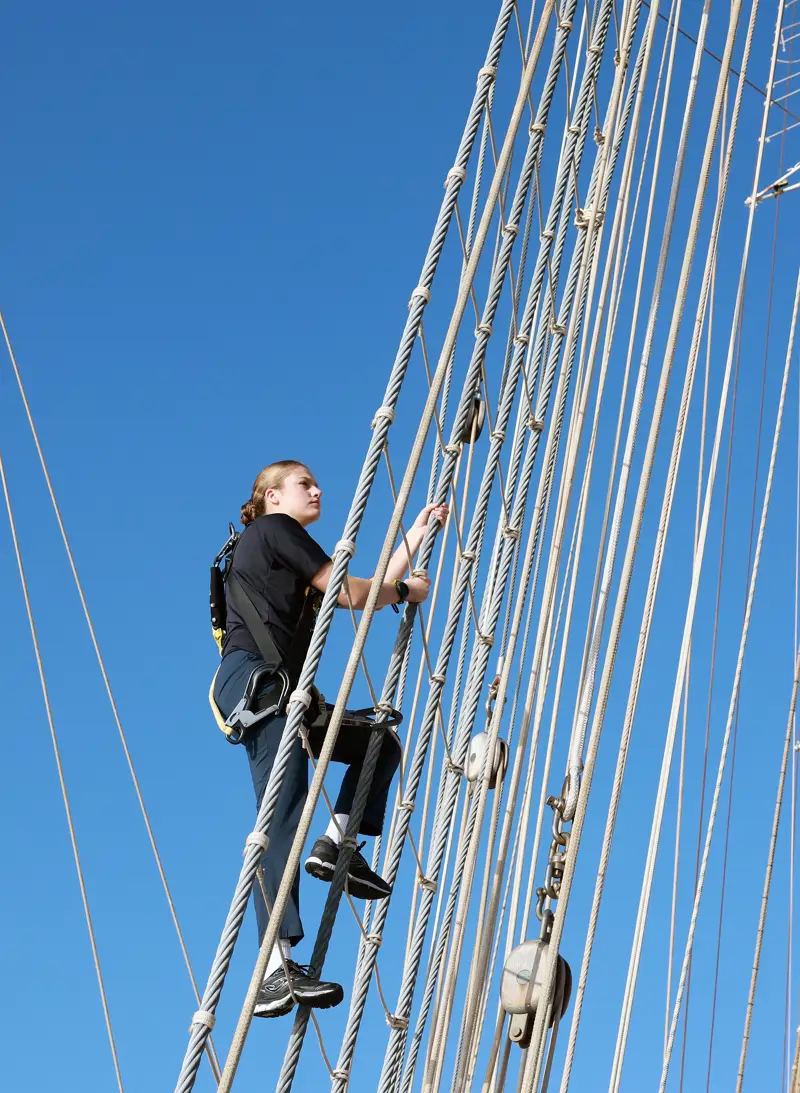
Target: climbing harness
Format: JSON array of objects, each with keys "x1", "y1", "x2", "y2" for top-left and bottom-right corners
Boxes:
[{"x1": 208, "y1": 524, "x2": 403, "y2": 744}]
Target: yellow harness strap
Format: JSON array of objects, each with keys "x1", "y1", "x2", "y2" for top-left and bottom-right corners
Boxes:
[{"x1": 208, "y1": 669, "x2": 234, "y2": 738}]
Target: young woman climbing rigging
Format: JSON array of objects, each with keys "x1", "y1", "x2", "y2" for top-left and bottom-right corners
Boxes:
[{"x1": 212, "y1": 460, "x2": 447, "y2": 1018}]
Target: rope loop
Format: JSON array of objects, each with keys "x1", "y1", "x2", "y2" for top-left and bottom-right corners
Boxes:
[
  {"x1": 332, "y1": 1069, "x2": 350, "y2": 1081},
  {"x1": 445, "y1": 166, "x2": 467, "y2": 186},
  {"x1": 558, "y1": 18, "x2": 574, "y2": 31},
  {"x1": 444, "y1": 442, "x2": 462, "y2": 457},
  {"x1": 503, "y1": 222, "x2": 519, "y2": 237},
  {"x1": 334, "y1": 538, "x2": 357, "y2": 558},
  {"x1": 288, "y1": 689, "x2": 312, "y2": 711},
  {"x1": 491, "y1": 428, "x2": 506, "y2": 444},
  {"x1": 541, "y1": 228, "x2": 555, "y2": 241},
  {"x1": 366, "y1": 932, "x2": 383, "y2": 948},
  {"x1": 375, "y1": 700, "x2": 395, "y2": 715},
  {"x1": 461, "y1": 550, "x2": 476, "y2": 563},
  {"x1": 409, "y1": 284, "x2": 432, "y2": 305},
  {"x1": 529, "y1": 416, "x2": 545, "y2": 433},
  {"x1": 191, "y1": 1010, "x2": 216, "y2": 1031},
  {"x1": 514, "y1": 332, "x2": 530, "y2": 347},
  {"x1": 387, "y1": 1013, "x2": 410, "y2": 1030},
  {"x1": 477, "y1": 65, "x2": 497, "y2": 82},
  {"x1": 503, "y1": 524, "x2": 521, "y2": 540},
  {"x1": 371, "y1": 404, "x2": 396, "y2": 428},
  {"x1": 568, "y1": 123, "x2": 580, "y2": 135},
  {"x1": 399, "y1": 799, "x2": 415, "y2": 814},
  {"x1": 245, "y1": 831, "x2": 270, "y2": 854},
  {"x1": 429, "y1": 672, "x2": 447, "y2": 685},
  {"x1": 530, "y1": 120, "x2": 547, "y2": 134},
  {"x1": 475, "y1": 322, "x2": 493, "y2": 337}
]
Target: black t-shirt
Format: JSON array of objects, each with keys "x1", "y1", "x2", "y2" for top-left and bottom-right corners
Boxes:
[{"x1": 223, "y1": 514, "x2": 331, "y2": 669}]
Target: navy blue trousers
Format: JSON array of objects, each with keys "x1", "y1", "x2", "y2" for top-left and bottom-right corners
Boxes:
[{"x1": 214, "y1": 649, "x2": 402, "y2": 947}]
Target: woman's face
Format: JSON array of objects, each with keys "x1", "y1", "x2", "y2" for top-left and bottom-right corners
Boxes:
[{"x1": 267, "y1": 467, "x2": 322, "y2": 526}]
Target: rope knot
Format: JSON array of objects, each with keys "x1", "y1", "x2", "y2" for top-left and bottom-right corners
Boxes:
[
  {"x1": 411, "y1": 567, "x2": 428, "y2": 579},
  {"x1": 477, "y1": 631, "x2": 494, "y2": 648},
  {"x1": 334, "y1": 538, "x2": 356, "y2": 558},
  {"x1": 367, "y1": 932, "x2": 383, "y2": 948},
  {"x1": 444, "y1": 442, "x2": 462, "y2": 457},
  {"x1": 191, "y1": 1010, "x2": 216, "y2": 1031},
  {"x1": 477, "y1": 65, "x2": 497, "y2": 82},
  {"x1": 476, "y1": 322, "x2": 493, "y2": 337},
  {"x1": 530, "y1": 120, "x2": 547, "y2": 134},
  {"x1": 503, "y1": 524, "x2": 520, "y2": 540},
  {"x1": 340, "y1": 834, "x2": 357, "y2": 852},
  {"x1": 503, "y1": 222, "x2": 519, "y2": 237},
  {"x1": 445, "y1": 166, "x2": 467, "y2": 186},
  {"x1": 514, "y1": 333, "x2": 530, "y2": 347},
  {"x1": 387, "y1": 1013, "x2": 410, "y2": 1030},
  {"x1": 409, "y1": 284, "x2": 432, "y2": 305},
  {"x1": 418, "y1": 875, "x2": 437, "y2": 894},
  {"x1": 461, "y1": 550, "x2": 476, "y2": 563},
  {"x1": 399, "y1": 799, "x2": 415, "y2": 814},
  {"x1": 288, "y1": 689, "x2": 312, "y2": 711},
  {"x1": 491, "y1": 428, "x2": 506, "y2": 444},
  {"x1": 371, "y1": 404, "x2": 396, "y2": 428},
  {"x1": 429, "y1": 672, "x2": 446, "y2": 686},
  {"x1": 245, "y1": 831, "x2": 269, "y2": 854},
  {"x1": 529, "y1": 417, "x2": 545, "y2": 433}
]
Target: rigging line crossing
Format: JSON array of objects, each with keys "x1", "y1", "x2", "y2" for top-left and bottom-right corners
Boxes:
[
  {"x1": 212, "y1": 10, "x2": 559, "y2": 1090},
  {"x1": 522, "y1": 0, "x2": 752, "y2": 1081},
  {"x1": 174, "y1": 4, "x2": 530, "y2": 1087},
  {"x1": 0, "y1": 449, "x2": 124, "y2": 1093}
]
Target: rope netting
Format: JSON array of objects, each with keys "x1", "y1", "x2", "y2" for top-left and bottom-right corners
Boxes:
[{"x1": 4, "y1": 1, "x2": 800, "y2": 1091}]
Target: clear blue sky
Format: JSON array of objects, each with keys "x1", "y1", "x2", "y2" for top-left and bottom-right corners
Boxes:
[{"x1": 1, "y1": 2, "x2": 798, "y2": 1091}]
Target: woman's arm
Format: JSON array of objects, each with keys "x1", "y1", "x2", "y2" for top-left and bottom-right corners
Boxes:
[
  {"x1": 384, "y1": 503, "x2": 449, "y2": 583},
  {"x1": 310, "y1": 563, "x2": 430, "y2": 610},
  {"x1": 310, "y1": 503, "x2": 447, "y2": 610}
]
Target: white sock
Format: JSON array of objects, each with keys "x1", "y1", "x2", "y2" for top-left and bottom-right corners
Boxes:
[
  {"x1": 325, "y1": 813, "x2": 350, "y2": 846},
  {"x1": 264, "y1": 938, "x2": 292, "y2": 980}
]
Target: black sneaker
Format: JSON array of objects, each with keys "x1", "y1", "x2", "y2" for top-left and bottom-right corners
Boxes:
[
  {"x1": 254, "y1": 960, "x2": 344, "y2": 1018},
  {"x1": 305, "y1": 835, "x2": 393, "y2": 900}
]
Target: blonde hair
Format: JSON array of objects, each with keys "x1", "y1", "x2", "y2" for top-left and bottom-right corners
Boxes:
[{"x1": 241, "y1": 461, "x2": 307, "y2": 525}]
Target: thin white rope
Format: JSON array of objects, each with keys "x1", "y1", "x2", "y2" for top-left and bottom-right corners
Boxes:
[
  {"x1": 737, "y1": 648, "x2": 800, "y2": 1088},
  {"x1": 0, "y1": 449, "x2": 124, "y2": 1092},
  {"x1": 663, "y1": 257, "x2": 799, "y2": 1093},
  {"x1": 0, "y1": 311, "x2": 222, "y2": 1083}
]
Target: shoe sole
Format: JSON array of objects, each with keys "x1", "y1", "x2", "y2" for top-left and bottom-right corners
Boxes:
[
  {"x1": 305, "y1": 856, "x2": 391, "y2": 901},
  {"x1": 254, "y1": 996, "x2": 295, "y2": 1019},
  {"x1": 295, "y1": 985, "x2": 345, "y2": 1009}
]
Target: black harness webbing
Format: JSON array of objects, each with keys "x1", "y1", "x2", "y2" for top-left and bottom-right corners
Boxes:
[{"x1": 225, "y1": 570, "x2": 284, "y2": 675}]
